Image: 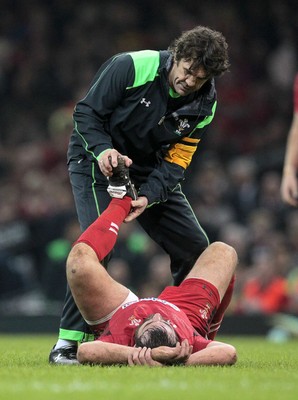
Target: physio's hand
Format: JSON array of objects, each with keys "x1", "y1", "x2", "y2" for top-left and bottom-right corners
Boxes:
[
  {"x1": 128, "y1": 347, "x2": 163, "y2": 367},
  {"x1": 152, "y1": 340, "x2": 193, "y2": 365},
  {"x1": 125, "y1": 196, "x2": 148, "y2": 222},
  {"x1": 98, "y1": 149, "x2": 132, "y2": 177},
  {"x1": 281, "y1": 167, "x2": 298, "y2": 207}
]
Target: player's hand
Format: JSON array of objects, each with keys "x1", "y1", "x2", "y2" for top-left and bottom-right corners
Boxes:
[
  {"x1": 152, "y1": 340, "x2": 193, "y2": 365},
  {"x1": 128, "y1": 347, "x2": 163, "y2": 367},
  {"x1": 125, "y1": 196, "x2": 148, "y2": 222},
  {"x1": 98, "y1": 149, "x2": 132, "y2": 177},
  {"x1": 281, "y1": 167, "x2": 298, "y2": 207}
]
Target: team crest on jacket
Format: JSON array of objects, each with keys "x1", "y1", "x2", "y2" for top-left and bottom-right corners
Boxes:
[{"x1": 174, "y1": 118, "x2": 190, "y2": 135}]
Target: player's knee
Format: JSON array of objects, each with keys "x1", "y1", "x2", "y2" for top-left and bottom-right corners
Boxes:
[{"x1": 209, "y1": 241, "x2": 238, "y2": 267}]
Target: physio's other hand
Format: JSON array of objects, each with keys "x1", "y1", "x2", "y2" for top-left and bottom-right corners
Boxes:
[{"x1": 98, "y1": 150, "x2": 132, "y2": 177}]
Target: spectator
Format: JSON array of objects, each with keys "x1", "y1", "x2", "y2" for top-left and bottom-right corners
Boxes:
[{"x1": 236, "y1": 248, "x2": 289, "y2": 315}]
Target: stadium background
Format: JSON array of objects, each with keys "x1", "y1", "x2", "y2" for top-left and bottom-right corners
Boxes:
[{"x1": 0, "y1": 0, "x2": 297, "y2": 335}]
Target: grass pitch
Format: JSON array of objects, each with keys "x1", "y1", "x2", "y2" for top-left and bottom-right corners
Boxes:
[{"x1": 0, "y1": 335, "x2": 297, "y2": 400}]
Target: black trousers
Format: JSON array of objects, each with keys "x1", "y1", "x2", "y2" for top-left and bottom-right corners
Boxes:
[{"x1": 58, "y1": 159, "x2": 209, "y2": 341}]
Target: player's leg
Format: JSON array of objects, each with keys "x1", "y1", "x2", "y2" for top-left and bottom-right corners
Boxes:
[
  {"x1": 185, "y1": 241, "x2": 238, "y2": 301},
  {"x1": 158, "y1": 242, "x2": 237, "y2": 339},
  {"x1": 207, "y1": 274, "x2": 235, "y2": 339},
  {"x1": 184, "y1": 242, "x2": 237, "y2": 339},
  {"x1": 67, "y1": 196, "x2": 135, "y2": 323},
  {"x1": 61, "y1": 168, "x2": 112, "y2": 328},
  {"x1": 50, "y1": 158, "x2": 123, "y2": 363},
  {"x1": 67, "y1": 244, "x2": 132, "y2": 322},
  {"x1": 137, "y1": 185, "x2": 209, "y2": 286}
]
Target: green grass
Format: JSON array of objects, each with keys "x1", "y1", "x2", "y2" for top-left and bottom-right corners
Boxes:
[{"x1": 0, "y1": 335, "x2": 297, "y2": 400}]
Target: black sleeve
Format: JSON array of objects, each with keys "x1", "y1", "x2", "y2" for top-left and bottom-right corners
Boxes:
[
  {"x1": 138, "y1": 124, "x2": 212, "y2": 206},
  {"x1": 138, "y1": 155, "x2": 186, "y2": 205}
]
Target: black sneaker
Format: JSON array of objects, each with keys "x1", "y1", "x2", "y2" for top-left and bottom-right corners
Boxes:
[
  {"x1": 49, "y1": 344, "x2": 79, "y2": 365},
  {"x1": 107, "y1": 156, "x2": 138, "y2": 200}
]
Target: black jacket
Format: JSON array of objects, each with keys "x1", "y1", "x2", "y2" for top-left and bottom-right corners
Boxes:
[{"x1": 68, "y1": 50, "x2": 217, "y2": 205}]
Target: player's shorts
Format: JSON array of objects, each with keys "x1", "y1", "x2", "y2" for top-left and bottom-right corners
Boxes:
[{"x1": 158, "y1": 278, "x2": 220, "y2": 338}]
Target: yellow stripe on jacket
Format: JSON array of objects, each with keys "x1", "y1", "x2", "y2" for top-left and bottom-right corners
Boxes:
[{"x1": 164, "y1": 137, "x2": 200, "y2": 169}]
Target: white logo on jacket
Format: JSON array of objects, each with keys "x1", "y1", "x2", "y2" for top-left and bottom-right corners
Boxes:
[
  {"x1": 140, "y1": 98, "x2": 151, "y2": 107},
  {"x1": 174, "y1": 118, "x2": 190, "y2": 135}
]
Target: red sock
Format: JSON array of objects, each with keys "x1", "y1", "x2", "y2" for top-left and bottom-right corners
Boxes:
[
  {"x1": 74, "y1": 197, "x2": 132, "y2": 261},
  {"x1": 208, "y1": 274, "x2": 236, "y2": 340}
]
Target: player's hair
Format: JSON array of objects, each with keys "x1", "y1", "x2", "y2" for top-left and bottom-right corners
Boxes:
[
  {"x1": 135, "y1": 325, "x2": 178, "y2": 348},
  {"x1": 168, "y1": 25, "x2": 230, "y2": 77}
]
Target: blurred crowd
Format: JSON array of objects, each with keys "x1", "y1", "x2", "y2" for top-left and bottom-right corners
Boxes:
[{"x1": 0, "y1": 0, "x2": 298, "y2": 319}]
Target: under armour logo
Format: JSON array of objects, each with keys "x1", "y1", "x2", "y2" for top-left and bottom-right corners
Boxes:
[{"x1": 140, "y1": 98, "x2": 151, "y2": 107}]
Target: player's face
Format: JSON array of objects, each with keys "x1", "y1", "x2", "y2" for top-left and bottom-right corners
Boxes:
[
  {"x1": 168, "y1": 59, "x2": 210, "y2": 96},
  {"x1": 137, "y1": 313, "x2": 177, "y2": 341}
]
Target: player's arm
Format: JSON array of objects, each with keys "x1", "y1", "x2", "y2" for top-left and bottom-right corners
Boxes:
[
  {"x1": 77, "y1": 340, "x2": 191, "y2": 366},
  {"x1": 77, "y1": 341, "x2": 135, "y2": 365},
  {"x1": 185, "y1": 341, "x2": 237, "y2": 366},
  {"x1": 77, "y1": 340, "x2": 181, "y2": 366},
  {"x1": 281, "y1": 112, "x2": 298, "y2": 206},
  {"x1": 281, "y1": 74, "x2": 298, "y2": 206}
]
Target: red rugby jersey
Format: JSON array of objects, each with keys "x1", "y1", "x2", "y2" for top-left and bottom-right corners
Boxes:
[{"x1": 98, "y1": 298, "x2": 211, "y2": 353}]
